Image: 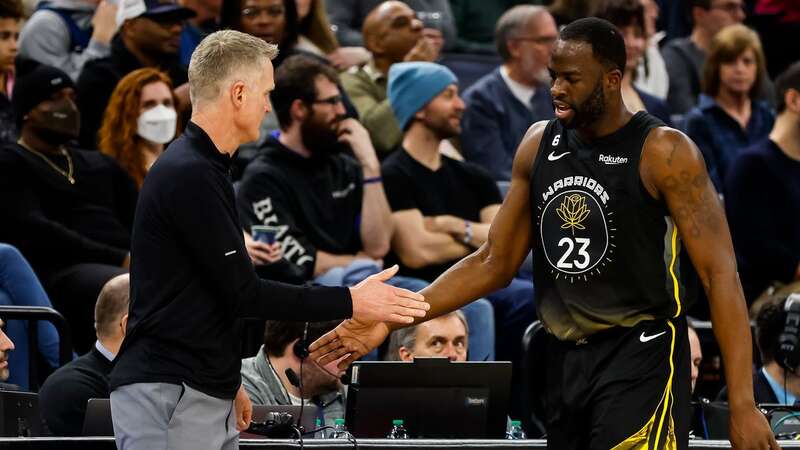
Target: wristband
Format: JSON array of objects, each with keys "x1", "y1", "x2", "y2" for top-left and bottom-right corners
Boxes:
[
  {"x1": 364, "y1": 176, "x2": 383, "y2": 185},
  {"x1": 462, "y1": 221, "x2": 473, "y2": 245}
]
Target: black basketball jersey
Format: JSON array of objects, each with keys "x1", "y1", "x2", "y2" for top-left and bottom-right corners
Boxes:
[{"x1": 530, "y1": 112, "x2": 696, "y2": 341}]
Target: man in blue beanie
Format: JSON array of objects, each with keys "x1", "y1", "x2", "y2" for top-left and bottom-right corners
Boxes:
[{"x1": 381, "y1": 61, "x2": 536, "y2": 375}]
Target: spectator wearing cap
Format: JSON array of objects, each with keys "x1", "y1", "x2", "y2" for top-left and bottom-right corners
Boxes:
[
  {"x1": 0, "y1": 0, "x2": 21, "y2": 144},
  {"x1": 19, "y1": 0, "x2": 117, "y2": 82},
  {"x1": 0, "y1": 59, "x2": 137, "y2": 353},
  {"x1": 76, "y1": 0, "x2": 195, "y2": 149},
  {"x1": 460, "y1": 6, "x2": 556, "y2": 181},
  {"x1": 39, "y1": 274, "x2": 129, "y2": 436},
  {"x1": 383, "y1": 61, "x2": 535, "y2": 367},
  {"x1": 340, "y1": 1, "x2": 437, "y2": 156}
]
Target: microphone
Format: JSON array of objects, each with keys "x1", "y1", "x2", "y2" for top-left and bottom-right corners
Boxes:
[{"x1": 285, "y1": 368, "x2": 300, "y2": 388}]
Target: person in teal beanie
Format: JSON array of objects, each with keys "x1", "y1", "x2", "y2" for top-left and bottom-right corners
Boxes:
[{"x1": 387, "y1": 61, "x2": 457, "y2": 130}]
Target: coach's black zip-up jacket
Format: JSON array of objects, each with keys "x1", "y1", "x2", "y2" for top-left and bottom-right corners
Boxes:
[{"x1": 110, "y1": 122, "x2": 352, "y2": 399}]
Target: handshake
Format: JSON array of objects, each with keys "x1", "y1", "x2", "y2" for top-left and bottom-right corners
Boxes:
[{"x1": 309, "y1": 265, "x2": 429, "y2": 370}]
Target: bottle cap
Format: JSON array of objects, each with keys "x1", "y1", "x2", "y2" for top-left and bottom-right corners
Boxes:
[
  {"x1": 335, "y1": 418, "x2": 345, "y2": 425},
  {"x1": 393, "y1": 419, "x2": 404, "y2": 426},
  {"x1": 510, "y1": 420, "x2": 521, "y2": 426}
]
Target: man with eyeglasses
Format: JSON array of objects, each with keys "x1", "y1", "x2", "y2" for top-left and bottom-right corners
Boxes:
[
  {"x1": 662, "y1": 0, "x2": 747, "y2": 114},
  {"x1": 460, "y1": 5, "x2": 557, "y2": 182},
  {"x1": 76, "y1": 0, "x2": 195, "y2": 148}
]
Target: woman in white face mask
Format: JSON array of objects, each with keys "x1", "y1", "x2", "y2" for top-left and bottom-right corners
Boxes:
[{"x1": 98, "y1": 68, "x2": 179, "y2": 189}]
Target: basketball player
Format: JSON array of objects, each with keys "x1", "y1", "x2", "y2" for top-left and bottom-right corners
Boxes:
[{"x1": 310, "y1": 17, "x2": 778, "y2": 449}]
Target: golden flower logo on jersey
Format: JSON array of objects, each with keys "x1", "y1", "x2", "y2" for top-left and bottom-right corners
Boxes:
[
  {"x1": 536, "y1": 177, "x2": 615, "y2": 282},
  {"x1": 557, "y1": 194, "x2": 590, "y2": 234}
]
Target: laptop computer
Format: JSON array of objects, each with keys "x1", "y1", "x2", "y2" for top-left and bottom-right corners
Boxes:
[{"x1": 82, "y1": 398, "x2": 113, "y2": 436}]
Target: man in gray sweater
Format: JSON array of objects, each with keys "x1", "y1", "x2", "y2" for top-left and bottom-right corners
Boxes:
[{"x1": 19, "y1": 0, "x2": 118, "y2": 81}]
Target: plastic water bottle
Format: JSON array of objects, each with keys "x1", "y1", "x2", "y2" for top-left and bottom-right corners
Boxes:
[
  {"x1": 314, "y1": 418, "x2": 325, "y2": 439},
  {"x1": 330, "y1": 418, "x2": 349, "y2": 439},
  {"x1": 386, "y1": 419, "x2": 409, "y2": 439},
  {"x1": 506, "y1": 420, "x2": 526, "y2": 439}
]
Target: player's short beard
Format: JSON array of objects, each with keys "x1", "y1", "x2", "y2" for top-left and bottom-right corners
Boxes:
[{"x1": 561, "y1": 78, "x2": 606, "y2": 130}]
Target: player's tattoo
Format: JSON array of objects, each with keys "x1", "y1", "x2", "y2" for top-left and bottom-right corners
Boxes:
[{"x1": 661, "y1": 170, "x2": 721, "y2": 239}]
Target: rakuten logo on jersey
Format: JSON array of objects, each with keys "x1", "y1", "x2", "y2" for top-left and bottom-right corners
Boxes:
[{"x1": 598, "y1": 154, "x2": 628, "y2": 165}]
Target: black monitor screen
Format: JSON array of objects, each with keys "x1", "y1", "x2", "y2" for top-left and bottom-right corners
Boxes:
[{"x1": 344, "y1": 358, "x2": 511, "y2": 438}]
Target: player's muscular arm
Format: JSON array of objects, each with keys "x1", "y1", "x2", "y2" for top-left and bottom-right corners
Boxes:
[
  {"x1": 641, "y1": 128, "x2": 780, "y2": 450},
  {"x1": 413, "y1": 121, "x2": 547, "y2": 323}
]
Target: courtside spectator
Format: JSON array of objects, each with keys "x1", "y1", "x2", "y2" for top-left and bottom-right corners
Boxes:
[
  {"x1": 596, "y1": 0, "x2": 672, "y2": 124},
  {"x1": 326, "y1": 0, "x2": 455, "y2": 53},
  {"x1": 18, "y1": 0, "x2": 116, "y2": 82},
  {"x1": 685, "y1": 24, "x2": 773, "y2": 192},
  {"x1": 724, "y1": 61, "x2": 800, "y2": 302},
  {"x1": 461, "y1": 6, "x2": 556, "y2": 181},
  {"x1": 39, "y1": 274, "x2": 129, "y2": 436},
  {"x1": 241, "y1": 320, "x2": 345, "y2": 425},
  {"x1": 296, "y1": 0, "x2": 369, "y2": 70},
  {"x1": 76, "y1": 0, "x2": 194, "y2": 148},
  {"x1": 386, "y1": 310, "x2": 468, "y2": 361},
  {"x1": 384, "y1": 62, "x2": 534, "y2": 364},
  {"x1": 0, "y1": 318, "x2": 14, "y2": 384},
  {"x1": 0, "y1": 0, "x2": 21, "y2": 143},
  {"x1": 178, "y1": 0, "x2": 222, "y2": 67},
  {"x1": 548, "y1": 0, "x2": 593, "y2": 27},
  {"x1": 662, "y1": 0, "x2": 745, "y2": 114},
  {"x1": 0, "y1": 60, "x2": 136, "y2": 352},
  {"x1": 0, "y1": 243, "x2": 60, "y2": 391},
  {"x1": 98, "y1": 68, "x2": 178, "y2": 189},
  {"x1": 719, "y1": 294, "x2": 800, "y2": 404},
  {"x1": 688, "y1": 323, "x2": 703, "y2": 393},
  {"x1": 341, "y1": 1, "x2": 437, "y2": 156}
]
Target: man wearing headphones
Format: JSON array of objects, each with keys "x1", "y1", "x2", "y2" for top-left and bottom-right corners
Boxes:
[
  {"x1": 241, "y1": 321, "x2": 345, "y2": 426},
  {"x1": 719, "y1": 293, "x2": 800, "y2": 404}
]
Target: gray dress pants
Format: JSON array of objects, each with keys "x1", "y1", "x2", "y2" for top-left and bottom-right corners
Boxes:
[{"x1": 111, "y1": 382, "x2": 238, "y2": 450}]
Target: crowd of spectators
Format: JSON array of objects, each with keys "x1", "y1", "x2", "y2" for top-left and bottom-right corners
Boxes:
[{"x1": 0, "y1": 0, "x2": 797, "y2": 437}]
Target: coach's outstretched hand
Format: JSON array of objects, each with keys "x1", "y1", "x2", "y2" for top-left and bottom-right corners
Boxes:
[
  {"x1": 348, "y1": 265, "x2": 429, "y2": 324},
  {"x1": 730, "y1": 404, "x2": 780, "y2": 449},
  {"x1": 309, "y1": 319, "x2": 391, "y2": 369}
]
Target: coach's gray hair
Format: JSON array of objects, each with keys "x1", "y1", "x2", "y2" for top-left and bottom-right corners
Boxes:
[
  {"x1": 495, "y1": 5, "x2": 549, "y2": 62},
  {"x1": 385, "y1": 310, "x2": 469, "y2": 361},
  {"x1": 188, "y1": 30, "x2": 279, "y2": 106}
]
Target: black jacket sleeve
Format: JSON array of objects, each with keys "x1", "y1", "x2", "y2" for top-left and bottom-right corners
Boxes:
[{"x1": 171, "y1": 164, "x2": 351, "y2": 321}]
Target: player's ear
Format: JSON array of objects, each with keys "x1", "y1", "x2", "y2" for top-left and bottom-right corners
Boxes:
[{"x1": 605, "y1": 68, "x2": 623, "y2": 91}]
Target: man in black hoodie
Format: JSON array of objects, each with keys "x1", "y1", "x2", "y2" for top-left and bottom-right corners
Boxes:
[{"x1": 109, "y1": 30, "x2": 428, "y2": 450}]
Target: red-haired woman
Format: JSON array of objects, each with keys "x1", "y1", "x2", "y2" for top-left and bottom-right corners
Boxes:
[{"x1": 98, "y1": 68, "x2": 179, "y2": 189}]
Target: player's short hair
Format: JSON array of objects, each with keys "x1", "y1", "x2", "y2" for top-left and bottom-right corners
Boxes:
[
  {"x1": 559, "y1": 17, "x2": 627, "y2": 74},
  {"x1": 775, "y1": 61, "x2": 800, "y2": 114}
]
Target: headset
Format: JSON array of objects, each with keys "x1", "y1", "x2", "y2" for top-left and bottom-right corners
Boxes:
[
  {"x1": 293, "y1": 322, "x2": 310, "y2": 360},
  {"x1": 777, "y1": 293, "x2": 800, "y2": 373}
]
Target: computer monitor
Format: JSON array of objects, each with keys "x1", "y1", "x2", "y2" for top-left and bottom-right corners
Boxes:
[
  {"x1": 344, "y1": 358, "x2": 512, "y2": 439},
  {"x1": 82, "y1": 398, "x2": 113, "y2": 436}
]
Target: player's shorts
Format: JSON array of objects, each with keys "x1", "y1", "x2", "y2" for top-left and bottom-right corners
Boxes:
[{"x1": 543, "y1": 316, "x2": 690, "y2": 449}]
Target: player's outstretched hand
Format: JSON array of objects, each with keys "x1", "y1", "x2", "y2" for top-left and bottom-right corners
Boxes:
[
  {"x1": 729, "y1": 404, "x2": 780, "y2": 449},
  {"x1": 309, "y1": 319, "x2": 391, "y2": 369},
  {"x1": 348, "y1": 265, "x2": 429, "y2": 324}
]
